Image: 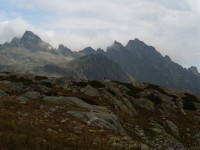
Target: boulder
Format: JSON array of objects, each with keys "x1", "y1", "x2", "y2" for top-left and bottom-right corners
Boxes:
[
  {"x1": 68, "y1": 111, "x2": 128, "y2": 136},
  {"x1": 23, "y1": 91, "x2": 41, "y2": 100},
  {"x1": 166, "y1": 120, "x2": 179, "y2": 137},
  {"x1": 17, "y1": 96, "x2": 30, "y2": 104},
  {"x1": 194, "y1": 102, "x2": 200, "y2": 111},
  {"x1": 80, "y1": 85, "x2": 99, "y2": 97},
  {"x1": 43, "y1": 96, "x2": 111, "y2": 113},
  {"x1": 0, "y1": 90, "x2": 8, "y2": 97},
  {"x1": 131, "y1": 98, "x2": 155, "y2": 111},
  {"x1": 104, "y1": 93, "x2": 137, "y2": 116},
  {"x1": 17, "y1": 91, "x2": 41, "y2": 104},
  {"x1": 43, "y1": 96, "x2": 69, "y2": 105},
  {"x1": 123, "y1": 97, "x2": 137, "y2": 116}
]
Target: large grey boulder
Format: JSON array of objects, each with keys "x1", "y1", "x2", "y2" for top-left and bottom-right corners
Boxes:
[
  {"x1": 0, "y1": 90, "x2": 8, "y2": 97},
  {"x1": 43, "y1": 96, "x2": 78, "y2": 105},
  {"x1": 123, "y1": 97, "x2": 137, "y2": 116},
  {"x1": 17, "y1": 96, "x2": 30, "y2": 104},
  {"x1": 68, "y1": 111, "x2": 128, "y2": 136},
  {"x1": 104, "y1": 93, "x2": 137, "y2": 116},
  {"x1": 23, "y1": 91, "x2": 41, "y2": 100},
  {"x1": 194, "y1": 102, "x2": 200, "y2": 112},
  {"x1": 17, "y1": 91, "x2": 41, "y2": 104},
  {"x1": 166, "y1": 120, "x2": 180, "y2": 137},
  {"x1": 130, "y1": 98, "x2": 155, "y2": 111},
  {"x1": 43, "y1": 96, "x2": 111, "y2": 113},
  {"x1": 80, "y1": 85, "x2": 99, "y2": 97}
]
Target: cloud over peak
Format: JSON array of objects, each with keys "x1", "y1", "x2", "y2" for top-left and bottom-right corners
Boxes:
[{"x1": 0, "y1": 0, "x2": 200, "y2": 69}]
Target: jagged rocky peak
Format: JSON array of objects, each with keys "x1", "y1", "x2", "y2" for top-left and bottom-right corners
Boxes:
[
  {"x1": 10, "y1": 37, "x2": 21, "y2": 46},
  {"x1": 107, "y1": 40, "x2": 124, "y2": 51},
  {"x1": 126, "y1": 38, "x2": 147, "y2": 50},
  {"x1": 21, "y1": 30, "x2": 42, "y2": 44},
  {"x1": 58, "y1": 44, "x2": 67, "y2": 50},
  {"x1": 58, "y1": 44, "x2": 72, "y2": 56},
  {"x1": 96, "y1": 48, "x2": 105, "y2": 54},
  {"x1": 164, "y1": 55, "x2": 172, "y2": 62},
  {"x1": 20, "y1": 30, "x2": 53, "y2": 52},
  {"x1": 79, "y1": 46, "x2": 96, "y2": 55},
  {"x1": 126, "y1": 38, "x2": 161, "y2": 58},
  {"x1": 188, "y1": 66, "x2": 200, "y2": 76}
]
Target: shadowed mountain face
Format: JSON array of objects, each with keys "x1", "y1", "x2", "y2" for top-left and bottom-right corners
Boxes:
[
  {"x1": 105, "y1": 39, "x2": 200, "y2": 94},
  {"x1": 72, "y1": 54, "x2": 130, "y2": 82},
  {"x1": 58, "y1": 44, "x2": 73, "y2": 56},
  {"x1": 1, "y1": 30, "x2": 200, "y2": 94}
]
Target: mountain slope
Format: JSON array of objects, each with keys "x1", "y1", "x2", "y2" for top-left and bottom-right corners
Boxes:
[
  {"x1": 105, "y1": 39, "x2": 200, "y2": 94},
  {"x1": 0, "y1": 72, "x2": 199, "y2": 149},
  {"x1": 72, "y1": 54, "x2": 131, "y2": 82}
]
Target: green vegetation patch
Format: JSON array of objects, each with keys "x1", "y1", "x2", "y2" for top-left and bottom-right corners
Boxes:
[
  {"x1": 40, "y1": 81, "x2": 53, "y2": 88},
  {"x1": 145, "y1": 84, "x2": 178, "y2": 102},
  {"x1": 182, "y1": 93, "x2": 199, "y2": 111},
  {"x1": 0, "y1": 75, "x2": 33, "y2": 85},
  {"x1": 73, "y1": 81, "x2": 88, "y2": 88},
  {"x1": 88, "y1": 80, "x2": 105, "y2": 88},
  {"x1": 17, "y1": 77, "x2": 33, "y2": 85},
  {"x1": 183, "y1": 101, "x2": 197, "y2": 111},
  {"x1": 182, "y1": 93, "x2": 200, "y2": 103},
  {"x1": 107, "y1": 89, "x2": 116, "y2": 96},
  {"x1": 80, "y1": 97, "x2": 98, "y2": 105},
  {"x1": 145, "y1": 84, "x2": 167, "y2": 94},
  {"x1": 0, "y1": 71, "x2": 10, "y2": 74},
  {"x1": 34, "y1": 75, "x2": 48, "y2": 81},
  {"x1": 112, "y1": 81, "x2": 143, "y2": 98},
  {"x1": 144, "y1": 93, "x2": 162, "y2": 105}
]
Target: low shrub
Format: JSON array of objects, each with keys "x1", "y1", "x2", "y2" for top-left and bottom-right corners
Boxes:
[
  {"x1": 88, "y1": 80, "x2": 105, "y2": 88},
  {"x1": 107, "y1": 89, "x2": 116, "y2": 96},
  {"x1": 34, "y1": 75, "x2": 48, "y2": 81},
  {"x1": 73, "y1": 81, "x2": 88, "y2": 88},
  {"x1": 183, "y1": 101, "x2": 196, "y2": 110},
  {"x1": 182, "y1": 93, "x2": 200, "y2": 103}
]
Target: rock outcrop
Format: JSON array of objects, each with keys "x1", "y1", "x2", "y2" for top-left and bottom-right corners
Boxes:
[{"x1": 0, "y1": 72, "x2": 200, "y2": 149}]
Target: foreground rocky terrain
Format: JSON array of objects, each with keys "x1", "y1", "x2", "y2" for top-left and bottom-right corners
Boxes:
[{"x1": 0, "y1": 72, "x2": 200, "y2": 149}]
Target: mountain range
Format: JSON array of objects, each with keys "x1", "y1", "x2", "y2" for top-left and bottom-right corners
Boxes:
[{"x1": 0, "y1": 30, "x2": 200, "y2": 94}]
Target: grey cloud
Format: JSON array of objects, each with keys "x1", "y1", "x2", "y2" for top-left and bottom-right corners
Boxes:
[
  {"x1": 1, "y1": 0, "x2": 200, "y2": 69},
  {"x1": 149, "y1": 0, "x2": 190, "y2": 11}
]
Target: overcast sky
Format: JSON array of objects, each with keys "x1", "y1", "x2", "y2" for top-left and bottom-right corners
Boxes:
[{"x1": 0, "y1": 0, "x2": 200, "y2": 69}]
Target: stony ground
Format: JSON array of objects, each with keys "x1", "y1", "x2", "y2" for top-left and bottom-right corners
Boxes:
[{"x1": 0, "y1": 72, "x2": 200, "y2": 150}]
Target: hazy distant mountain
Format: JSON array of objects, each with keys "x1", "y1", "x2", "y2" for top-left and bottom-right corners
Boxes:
[
  {"x1": 1, "y1": 30, "x2": 200, "y2": 94},
  {"x1": 58, "y1": 44, "x2": 73, "y2": 56},
  {"x1": 19, "y1": 31, "x2": 57, "y2": 54},
  {"x1": 0, "y1": 30, "x2": 130, "y2": 81}
]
